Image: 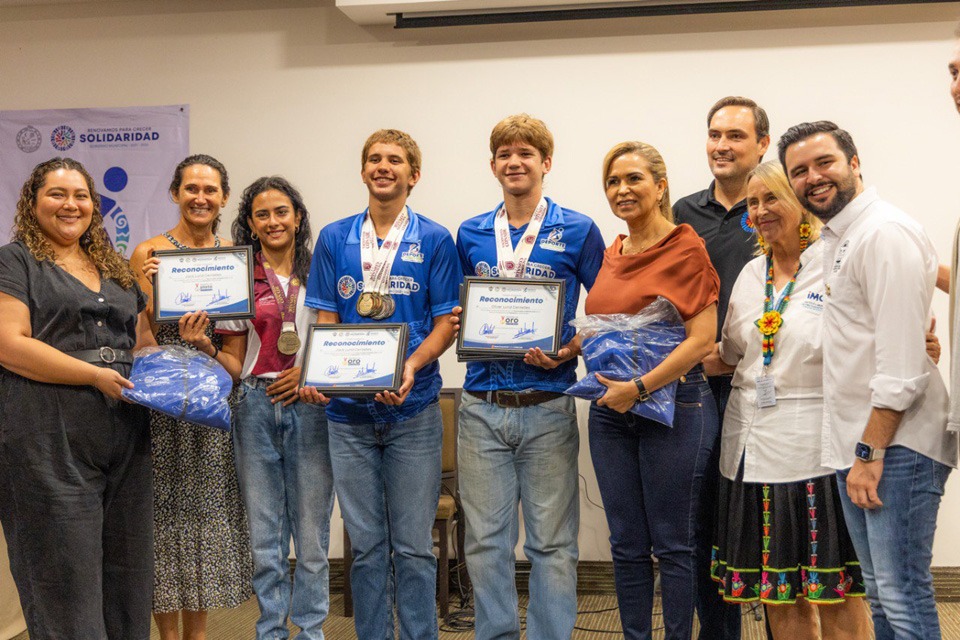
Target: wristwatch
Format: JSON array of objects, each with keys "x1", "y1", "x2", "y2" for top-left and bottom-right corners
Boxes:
[
  {"x1": 632, "y1": 376, "x2": 651, "y2": 403},
  {"x1": 854, "y1": 441, "x2": 886, "y2": 462}
]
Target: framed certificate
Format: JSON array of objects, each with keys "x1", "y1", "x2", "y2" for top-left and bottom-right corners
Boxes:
[
  {"x1": 153, "y1": 246, "x2": 255, "y2": 323},
  {"x1": 300, "y1": 323, "x2": 409, "y2": 396},
  {"x1": 456, "y1": 277, "x2": 565, "y2": 361}
]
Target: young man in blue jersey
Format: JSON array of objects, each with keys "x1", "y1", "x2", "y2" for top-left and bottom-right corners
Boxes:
[
  {"x1": 301, "y1": 129, "x2": 460, "y2": 640},
  {"x1": 455, "y1": 114, "x2": 605, "y2": 640}
]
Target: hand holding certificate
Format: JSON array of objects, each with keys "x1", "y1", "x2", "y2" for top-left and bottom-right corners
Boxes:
[
  {"x1": 456, "y1": 277, "x2": 565, "y2": 362},
  {"x1": 300, "y1": 324, "x2": 408, "y2": 396},
  {"x1": 153, "y1": 246, "x2": 255, "y2": 323}
]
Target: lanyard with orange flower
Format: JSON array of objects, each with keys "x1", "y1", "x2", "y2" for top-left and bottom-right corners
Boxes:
[{"x1": 756, "y1": 256, "x2": 801, "y2": 367}]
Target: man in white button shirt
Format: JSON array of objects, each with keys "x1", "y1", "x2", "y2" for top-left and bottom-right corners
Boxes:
[{"x1": 778, "y1": 120, "x2": 958, "y2": 640}]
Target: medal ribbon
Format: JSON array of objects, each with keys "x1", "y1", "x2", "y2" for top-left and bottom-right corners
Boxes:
[
  {"x1": 360, "y1": 207, "x2": 410, "y2": 295},
  {"x1": 755, "y1": 255, "x2": 801, "y2": 367},
  {"x1": 258, "y1": 252, "x2": 300, "y2": 366},
  {"x1": 259, "y1": 252, "x2": 300, "y2": 327},
  {"x1": 493, "y1": 198, "x2": 548, "y2": 278}
]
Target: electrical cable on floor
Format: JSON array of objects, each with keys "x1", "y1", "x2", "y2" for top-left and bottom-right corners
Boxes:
[{"x1": 579, "y1": 473, "x2": 605, "y2": 510}]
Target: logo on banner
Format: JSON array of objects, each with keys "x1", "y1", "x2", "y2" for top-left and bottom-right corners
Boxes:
[
  {"x1": 50, "y1": 125, "x2": 76, "y2": 151},
  {"x1": 100, "y1": 167, "x2": 132, "y2": 255},
  {"x1": 338, "y1": 275, "x2": 357, "y2": 299},
  {"x1": 16, "y1": 126, "x2": 42, "y2": 153}
]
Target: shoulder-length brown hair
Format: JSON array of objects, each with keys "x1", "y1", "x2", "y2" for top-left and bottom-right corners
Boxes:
[{"x1": 14, "y1": 157, "x2": 136, "y2": 288}]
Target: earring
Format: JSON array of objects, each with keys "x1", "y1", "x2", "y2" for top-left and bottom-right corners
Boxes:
[
  {"x1": 799, "y1": 222, "x2": 812, "y2": 252},
  {"x1": 251, "y1": 232, "x2": 258, "y2": 240},
  {"x1": 756, "y1": 232, "x2": 767, "y2": 253}
]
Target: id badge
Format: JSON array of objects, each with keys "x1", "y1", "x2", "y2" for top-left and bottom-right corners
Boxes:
[{"x1": 755, "y1": 374, "x2": 776, "y2": 408}]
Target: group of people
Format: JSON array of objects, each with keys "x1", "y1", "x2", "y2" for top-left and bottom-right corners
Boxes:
[{"x1": 1, "y1": 48, "x2": 960, "y2": 640}]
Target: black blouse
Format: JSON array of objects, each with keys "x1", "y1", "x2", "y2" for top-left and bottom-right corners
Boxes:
[{"x1": 0, "y1": 241, "x2": 145, "y2": 355}]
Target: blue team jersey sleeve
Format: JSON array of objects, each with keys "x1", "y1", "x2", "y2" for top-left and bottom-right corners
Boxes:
[
  {"x1": 577, "y1": 222, "x2": 606, "y2": 291},
  {"x1": 429, "y1": 227, "x2": 461, "y2": 317},
  {"x1": 456, "y1": 228, "x2": 474, "y2": 278},
  {"x1": 305, "y1": 225, "x2": 338, "y2": 312}
]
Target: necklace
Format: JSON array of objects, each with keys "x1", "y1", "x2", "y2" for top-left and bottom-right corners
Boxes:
[
  {"x1": 622, "y1": 234, "x2": 659, "y2": 255},
  {"x1": 755, "y1": 255, "x2": 801, "y2": 367},
  {"x1": 163, "y1": 231, "x2": 220, "y2": 250}
]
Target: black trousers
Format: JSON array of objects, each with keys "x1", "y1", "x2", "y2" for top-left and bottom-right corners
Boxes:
[
  {"x1": 695, "y1": 374, "x2": 743, "y2": 640},
  {"x1": 0, "y1": 383, "x2": 153, "y2": 640}
]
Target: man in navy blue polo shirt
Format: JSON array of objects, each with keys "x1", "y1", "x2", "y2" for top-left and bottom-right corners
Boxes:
[
  {"x1": 302, "y1": 129, "x2": 460, "y2": 640},
  {"x1": 673, "y1": 96, "x2": 770, "y2": 640},
  {"x1": 455, "y1": 114, "x2": 605, "y2": 640}
]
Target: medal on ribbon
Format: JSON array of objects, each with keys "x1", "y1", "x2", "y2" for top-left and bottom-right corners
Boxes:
[
  {"x1": 260, "y1": 254, "x2": 302, "y2": 359},
  {"x1": 358, "y1": 208, "x2": 409, "y2": 319},
  {"x1": 493, "y1": 198, "x2": 548, "y2": 279}
]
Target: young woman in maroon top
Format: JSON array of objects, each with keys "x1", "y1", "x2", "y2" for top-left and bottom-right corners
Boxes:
[{"x1": 584, "y1": 141, "x2": 721, "y2": 640}]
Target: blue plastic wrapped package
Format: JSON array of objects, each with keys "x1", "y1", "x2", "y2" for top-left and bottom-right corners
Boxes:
[
  {"x1": 565, "y1": 297, "x2": 686, "y2": 427},
  {"x1": 122, "y1": 345, "x2": 233, "y2": 431}
]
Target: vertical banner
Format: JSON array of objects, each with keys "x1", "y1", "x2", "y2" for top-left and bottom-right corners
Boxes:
[{"x1": 0, "y1": 105, "x2": 189, "y2": 256}]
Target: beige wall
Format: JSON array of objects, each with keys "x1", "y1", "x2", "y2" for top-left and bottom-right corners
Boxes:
[
  {"x1": 0, "y1": 523, "x2": 26, "y2": 640},
  {"x1": 2, "y1": 0, "x2": 960, "y2": 565}
]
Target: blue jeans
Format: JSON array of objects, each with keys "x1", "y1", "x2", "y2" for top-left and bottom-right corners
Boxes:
[
  {"x1": 836, "y1": 446, "x2": 951, "y2": 640},
  {"x1": 458, "y1": 393, "x2": 580, "y2": 640},
  {"x1": 328, "y1": 402, "x2": 442, "y2": 640},
  {"x1": 234, "y1": 378, "x2": 335, "y2": 640},
  {"x1": 589, "y1": 375, "x2": 718, "y2": 640}
]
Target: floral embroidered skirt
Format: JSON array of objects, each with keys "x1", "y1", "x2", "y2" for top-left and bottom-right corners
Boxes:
[{"x1": 710, "y1": 468, "x2": 865, "y2": 605}]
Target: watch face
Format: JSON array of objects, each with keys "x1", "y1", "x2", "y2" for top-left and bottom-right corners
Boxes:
[{"x1": 855, "y1": 442, "x2": 872, "y2": 460}]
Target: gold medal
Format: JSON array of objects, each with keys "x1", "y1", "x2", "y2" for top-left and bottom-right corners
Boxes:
[
  {"x1": 373, "y1": 293, "x2": 395, "y2": 320},
  {"x1": 277, "y1": 322, "x2": 301, "y2": 355},
  {"x1": 356, "y1": 291, "x2": 378, "y2": 317},
  {"x1": 277, "y1": 331, "x2": 301, "y2": 356}
]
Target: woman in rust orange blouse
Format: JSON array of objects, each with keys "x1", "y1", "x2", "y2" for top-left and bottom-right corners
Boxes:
[{"x1": 585, "y1": 141, "x2": 720, "y2": 640}]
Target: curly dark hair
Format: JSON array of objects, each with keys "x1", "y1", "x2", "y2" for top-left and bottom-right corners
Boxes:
[
  {"x1": 232, "y1": 176, "x2": 313, "y2": 283},
  {"x1": 169, "y1": 154, "x2": 230, "y2": 234},
  {"x1": 14, "y1": 157, "x2": 136, "y2": 288}
]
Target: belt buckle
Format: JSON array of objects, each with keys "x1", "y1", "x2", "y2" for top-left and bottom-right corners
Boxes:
[
  {"x1": 98, "y1": 346, "x2": 117, "y2": 364},
  {"x1": 495, "y1": 391, "x2": 522, "y2": 408}
]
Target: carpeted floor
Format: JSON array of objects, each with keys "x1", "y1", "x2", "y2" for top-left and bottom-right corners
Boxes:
[
  {"x1": 12, "y1": 591, "x2": 960, "y2": 638},
  {"x1": 147, "y1": 595, "x2": 960, "y2": 639}
]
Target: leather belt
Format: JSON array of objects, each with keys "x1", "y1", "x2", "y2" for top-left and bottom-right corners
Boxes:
[
  {"x1": 66, "y1": 347, "x2": 134, "y2": 365},
  {"x1": 466, "y1": 389, "x2": 564, "y2": 408}
]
